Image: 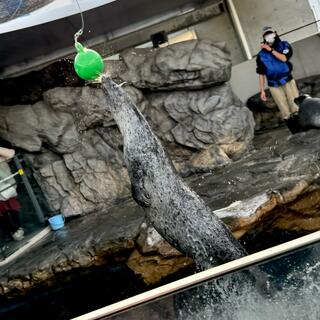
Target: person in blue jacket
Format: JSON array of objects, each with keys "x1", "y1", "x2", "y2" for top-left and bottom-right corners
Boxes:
[{"x1": 257, "y1": 26, "x2": 299, "y2": 121}]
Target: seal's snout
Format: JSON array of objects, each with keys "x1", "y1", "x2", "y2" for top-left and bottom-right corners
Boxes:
[
  {"x1": 101, "y1": 76, "x2": 122, "y2": 96},
  {"x1": 101, "y1": 76, "x2": 113, "y2": 93},
  {"x1": 294, "y1": 94, "x2": 311, "y2": 106}
]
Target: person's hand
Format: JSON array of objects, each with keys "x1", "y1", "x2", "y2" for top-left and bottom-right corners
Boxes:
[
  {"x1": 0, "y1": 147, "x2": 15, "y2": 159},
  {"x1": 260, "y1": 90, "x2": 267, "y2": 102},
  {"x1": 261, "y1": 43, "x2": 272, "y2": 52}
]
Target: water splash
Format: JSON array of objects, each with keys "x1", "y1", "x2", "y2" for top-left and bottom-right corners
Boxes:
[{"x1": 176, "y1": 244, "x2": 320, "y2": 320}]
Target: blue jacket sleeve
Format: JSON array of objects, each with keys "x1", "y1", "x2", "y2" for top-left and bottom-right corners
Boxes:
[{"x1": 280, "y1": 41, "x2": 293, "y2": 60}]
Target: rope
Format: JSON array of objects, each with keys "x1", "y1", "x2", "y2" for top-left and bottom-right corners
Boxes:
[{"x1": 74, "y1": 0, "x2": 85, "y2": 43}]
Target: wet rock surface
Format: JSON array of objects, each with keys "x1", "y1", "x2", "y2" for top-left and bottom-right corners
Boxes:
[
  {"x1": 0, "y1": 40, "x2": 254, "y2": 217},
  {"x1": 1, "y1": 126, "x2": 320, "y2": 297},
  {"x1": 0, "y1": 198, "x2": 144, "y2": 297},
  {"x1": 190, "y1": 126, "x2": 320, "y2": 238}
]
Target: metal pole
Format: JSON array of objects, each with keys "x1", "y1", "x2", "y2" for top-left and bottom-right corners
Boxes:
[
  {"x1": 225, "y1": 0, "x2": 252, "y2": 60},
  {"x1": 13, "y1": 156, "x2": 45, "y2": 224}
]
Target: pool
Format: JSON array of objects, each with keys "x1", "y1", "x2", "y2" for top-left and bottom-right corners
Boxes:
[{"x1": 73, "y1": 230, "x2": 320, "y2": 320}]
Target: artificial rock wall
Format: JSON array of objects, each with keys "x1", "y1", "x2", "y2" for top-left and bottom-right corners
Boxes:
[{"x1": 0, "y1": 40, "x2": 255, "y2": 217}]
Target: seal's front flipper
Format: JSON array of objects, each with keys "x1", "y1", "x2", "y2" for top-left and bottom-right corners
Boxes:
[
  {"x1": 129, "y1": 162, "x2": 151, "y2": 207},
  {"x1": 131, "y1": 183, "x2": 151, "y2": 208}
]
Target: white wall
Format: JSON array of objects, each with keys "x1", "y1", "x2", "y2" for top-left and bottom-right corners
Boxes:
[
  {"x1": 231, "y1": 34, "x2": 320, "y2": 102},
  {"x1": 194, "y1": 11, "x2": 245, "y2": 65},
  {"x1": 230, "y1": 59, "x2": 258, "y2": 102}
]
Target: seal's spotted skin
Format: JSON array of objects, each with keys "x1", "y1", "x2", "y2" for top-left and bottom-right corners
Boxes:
[{"x1": 101, "y1": 77, "x2": 247, "y2": 270}]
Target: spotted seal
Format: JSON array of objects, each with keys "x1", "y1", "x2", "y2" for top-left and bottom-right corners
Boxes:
[
  {"x1": 295, "y1": 94, "x2": 320, "y2": 128},
  {"x1": 101, "y1": 76, "x2": 248, "y2": 270}
]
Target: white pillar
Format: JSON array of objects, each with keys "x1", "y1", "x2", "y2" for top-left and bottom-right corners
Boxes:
[
  {"x1": 308, "y1": 0, "x2": 320, "y2": 31},
  {"x1": 225, "y1": 0, "x2": 252, "y2": 60}
]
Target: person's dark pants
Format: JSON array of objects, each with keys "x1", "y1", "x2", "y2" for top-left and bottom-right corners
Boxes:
[{"x1": 0, "y1": 210, "x2": 21, "y2": 235}]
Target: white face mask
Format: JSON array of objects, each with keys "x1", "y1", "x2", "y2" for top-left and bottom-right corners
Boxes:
[{"x1": 264, "y1": 33, "x2": 276, "y2": 44}]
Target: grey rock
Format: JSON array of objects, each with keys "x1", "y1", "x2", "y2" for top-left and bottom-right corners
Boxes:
[
  {"x1": 33, "y1": 168, "x2": 64, "y2": 212},
  {"x1": 136, "y1": 222, "x2": 189, "y2": 257},
  {"x1": 61, "y1": 194, "x2": 97, "y2": 217},
  {"x1": 0, "y1": 198, "x2": 145, "y2": 297},
  {"x1": 34, "y1": 149, "x2": 130, "y2": 217},
  {"x1": 188, "y1": 127, "x2": 320, "y2": 212},
  {"x1": 39, "y1": 163, "x2": 55, "y2": 178},
  {"x1": 0, "y1": 105, "x2": 41, "y2": 151},
  {"x1": 146, "y1": 84, "x2": 255, "y2": 155},
  {"x1": 43, "y1": 87, "x2": 114, "y2": 131},
  {"x1": 43, "y1": 85, "x2": 148, "y2": 131},
  {"x1": 2, "y1": 127, "x2": 320, "y2": 297},
  {"x1": 143, "y1": 93, "x2": 176, "y2": 143},
  {"x1": 52, "y1": 160, "x2": 75, "y2": 193},
  {"x1": 113, "y1": 40, "x2": 232, "y2": 90},
  {"x1": 0, "y1": 101, "x2": 79, "y2": 153},
  {"x1": 24, "y1": 149, "x2": 62, "y2": 170},
  {"x1": 25, "y1": 127, "x2": 131, "y2": 217},
  {"x1": 79, "y1": 166, "x2": 130, "y2": 205},
  {"x1": 63, "y1": 151, "x2": 87, "y2": 183},
  {"x1": 0, "y1": 85, "x2": 150, "y2": 217},
  {"x1": 189, "y1": 145, "x2": 231, "y2": 170}
]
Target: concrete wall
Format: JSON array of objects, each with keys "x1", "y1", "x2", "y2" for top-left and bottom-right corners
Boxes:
[
  {"x1": 134, "y1": 10, "x2": 246, "y2": 65},
  {"x1": 230, "y1": 34, "x2": 320, "y2": 102},
  {"x1": 193, "y1": 11, "x2": 245, "y2": 64},
  {"x1": 118, "y1": 5, "x2": 246, "y2": 66},
  {"x1": 4, "y1": 1, "x2": 318, "y2": 78},
  {"x1": 104, "y1": 4, "x2": 246, "y2": 65},
  {"x1": 233, "y1": 0, "x2": 318, "y2": 55},
  {"x1": 157, "y1": 0, "x2": 318, "y2": 65}
]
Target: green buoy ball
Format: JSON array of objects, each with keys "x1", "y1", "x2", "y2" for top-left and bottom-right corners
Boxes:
[{"x1": 74, "y1": 42, "x2": 104, "y2": 80}]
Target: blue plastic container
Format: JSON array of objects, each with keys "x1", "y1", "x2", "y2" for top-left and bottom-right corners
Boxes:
[{"x1": 48, "y1": 214, "x2": 65, "y2": 231}]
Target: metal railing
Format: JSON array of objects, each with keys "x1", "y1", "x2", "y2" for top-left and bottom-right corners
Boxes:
[
  {"x1": 72, "y1": 230, "x2": 320, "y2": 320},
  {"x1": 0, "y1": 155, "x2": 45, "y2": 223}
]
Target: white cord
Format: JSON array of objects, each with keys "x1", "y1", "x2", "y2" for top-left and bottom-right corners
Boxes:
[{"x1": 74, "y1": 0, "x2": 85, "y2": 43}]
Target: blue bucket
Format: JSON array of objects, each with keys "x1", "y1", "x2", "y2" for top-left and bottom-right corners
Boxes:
[{"x1": 48, "y1": 214, "x2": 65, "y2": 231}]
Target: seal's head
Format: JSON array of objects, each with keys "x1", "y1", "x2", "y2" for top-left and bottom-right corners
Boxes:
[
  {"x1": 101, "y1": 76, "x2": 130, "y2": 111},
  {"x1": 101, "y1": 76, "x2": 118, "y2": 96},
  {"x1": 294, "y1": 94, "x2": 312, "y2": 106}
]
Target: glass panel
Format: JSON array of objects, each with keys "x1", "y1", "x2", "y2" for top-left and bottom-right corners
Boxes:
[
  {"x1": 106, "y1": 240, "x2": 320, "y2": 320},
  {"x1": 0, "y1": 155, "x2": 47, "y2": 260}
]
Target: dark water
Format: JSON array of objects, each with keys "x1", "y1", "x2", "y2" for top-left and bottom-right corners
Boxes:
[
  {"x1": 109, "y1": 240, "x2": 320, "y2": 320},
  {"x1": 0, "y1": 260, "x2": 194, "y2": 320},
  {"x1": 0, "y1": 262, "x2": 148, "y2": 320},
  {"x1": 0, "y1": 229, "x2": 311, "y2": 319}
]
